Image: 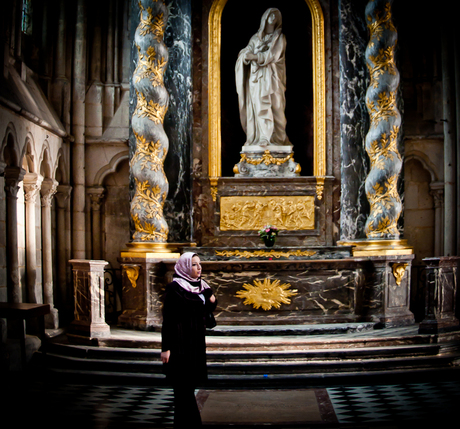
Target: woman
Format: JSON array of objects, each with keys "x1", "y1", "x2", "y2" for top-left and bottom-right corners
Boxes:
[
  {"x1": 235, "y1": 8, "x2": 291, "y2": 148},
  {"x1": 161, "y1": 252, "x2": 217, "y2": 428}
]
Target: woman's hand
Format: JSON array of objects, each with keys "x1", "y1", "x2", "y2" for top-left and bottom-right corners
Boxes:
[
  {"x1": 161, "y1": 350, "x2": 170, "y2": 363},
  {"x1": 210, "y1": 294, "x2": 216, "y2": 303}
]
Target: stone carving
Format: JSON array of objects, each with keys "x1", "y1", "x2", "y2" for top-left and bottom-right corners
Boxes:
[
  {"x1": 220, "y1": 196, "x2": 314, "y2": 231},
  {"x1": 234, "y1": 8, "x2": 300, "y2": 178},
  {"x1": 236, "y1": 8, "x2": 289, "y2": 148},
  {"x1": 130, "y1": 0, "x2": 169, "y2": 242}
]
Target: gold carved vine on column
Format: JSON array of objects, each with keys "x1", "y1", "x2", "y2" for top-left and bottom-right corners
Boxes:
[
  {"x1": 220, "y1": 196, "x2": 315, "y2": 231},
  {"x1": 139, "y1": 3, "x2": 165, "y2": 40},
  {"x1": 207, "y1": 0, "x2": 326, "y2": 201},
  {"x1": 131, "y1": 0, "x2": 169, "y2": 243},
  {"x1": 364, "y1": 0, "x2": 402, "y2": 239}
]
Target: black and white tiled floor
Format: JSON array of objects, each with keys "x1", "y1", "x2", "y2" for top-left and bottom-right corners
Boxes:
[{"x1": 5, "y1": 376, "x2": 460, "y2": 428}]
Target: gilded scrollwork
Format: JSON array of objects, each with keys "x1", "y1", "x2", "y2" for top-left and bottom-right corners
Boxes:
[
  {"x1": 392, "y1": 262, "x2": 408, "y2": 286},
  {"x1": 239, "y1": 150, "x2": 293, "y2": 166},
  {"x1": 236, "y1": 278, "x2": 298, "y2": 311},
  {"x1": 215, "y1": 249, "x2": 317, "y2": 259},
  {"x1": 123, "y1": 265, "x2": 140, "y2": 288},
  {"x1": 220, "y1": 196, "x2": 315, "y2": 231}
]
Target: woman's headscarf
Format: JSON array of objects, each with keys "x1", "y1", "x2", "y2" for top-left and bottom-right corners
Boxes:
[{"x1": 173, "y1": 252, "x2": 210, "y2": 293}]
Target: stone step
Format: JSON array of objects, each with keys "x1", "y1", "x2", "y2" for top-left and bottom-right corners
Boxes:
[{"x1": 32, "y1": 325, "x2": 460, "y2": 387}]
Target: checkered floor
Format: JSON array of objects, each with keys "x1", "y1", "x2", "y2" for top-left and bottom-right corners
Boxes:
[{"x1": 5, "y1": 376, "x2": 460, "y2": 428}]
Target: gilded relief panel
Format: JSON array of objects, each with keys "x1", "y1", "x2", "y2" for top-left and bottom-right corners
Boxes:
[{"x1": 220, "y1": 196, "x2": 315, "y2": 231}]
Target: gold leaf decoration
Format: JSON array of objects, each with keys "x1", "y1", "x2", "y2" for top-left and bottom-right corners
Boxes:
[
  {"x1": 216, "y1": 249, "x2": 317, "y2": 259},
  {"x1": 236, "y1": 278, "x2": 298, "y2": 311}
]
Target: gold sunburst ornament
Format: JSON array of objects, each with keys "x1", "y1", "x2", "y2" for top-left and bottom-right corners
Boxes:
[{"x1": 236, "y1": 278, "x2": 298, "y2": 311}]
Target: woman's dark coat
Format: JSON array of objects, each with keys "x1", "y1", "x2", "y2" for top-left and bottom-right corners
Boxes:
[{"x1": 161, "y1": 281, "x2": 217, "y2": 387}]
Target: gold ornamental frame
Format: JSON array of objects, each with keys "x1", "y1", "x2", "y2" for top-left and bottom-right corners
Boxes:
[{"x1": 208, "y1": 0, "x2": 326, "y2": 200}]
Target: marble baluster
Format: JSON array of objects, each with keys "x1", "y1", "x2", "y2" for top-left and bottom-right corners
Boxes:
[
  {"x1": 41, "y1": 178, "x2": 59, "y2": 328},
  {"x1": 23, "y1": 173, "x2": 43, "y2": 304}
]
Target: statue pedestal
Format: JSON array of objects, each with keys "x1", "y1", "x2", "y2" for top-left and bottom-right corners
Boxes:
[{"x1": 234, "y1": 146, "x2": 301, "y2": 177}]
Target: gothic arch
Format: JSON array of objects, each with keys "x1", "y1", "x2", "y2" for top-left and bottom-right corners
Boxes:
[
  {"x1": 39, "y1": 143, "x2": 53, "y2": 179},
  {"x1": 22, "y1": 134, "x2": 37, "y2": 173},
  {"x1": 1, "y1": 123, "x2": 20, "y2": 166},
  {"x1": 93, "y1": 149, "x2": 129, "y2": 186},
  {"x1": 405, "y1": 151, "x2": 439, "y2": 183}
]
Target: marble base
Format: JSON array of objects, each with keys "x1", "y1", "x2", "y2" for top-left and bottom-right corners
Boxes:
[
  {"x1": 419, "y1": 256, "x2": 460, "y2": 334},
  {"x1": 117, "y1": 256, "x2": 173, "y2": 330}
]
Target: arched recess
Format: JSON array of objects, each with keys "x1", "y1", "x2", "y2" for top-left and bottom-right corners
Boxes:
[
  {"x1": 22, "y1": 134, "x2": 36, "y2": 173},
  {"x1": 93, "y1": 150, "x2": 129, "y2": 186},
  {"x1": 208, "y1": 0, "x2": 326, "y2": 198},
  {"x1": 1, "y1": 123, "x2": 20, "y2": 167}
]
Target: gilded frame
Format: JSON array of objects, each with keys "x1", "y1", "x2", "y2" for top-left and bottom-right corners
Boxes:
[{"x1": 208, "y1": 0, "x2": 326, "y2": 199}]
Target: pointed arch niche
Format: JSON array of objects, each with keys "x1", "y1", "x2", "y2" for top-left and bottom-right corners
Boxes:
[{"x1": 208, "y1": 0, "x2": 326, "y2": 198}]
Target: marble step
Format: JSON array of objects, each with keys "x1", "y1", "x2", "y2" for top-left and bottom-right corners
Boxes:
[{"x1": 38, "y1": 341, "x2": 457, "y2": 377}]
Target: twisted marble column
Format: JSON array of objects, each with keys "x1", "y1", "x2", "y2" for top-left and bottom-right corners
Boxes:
[
  {"x1": 364, "y1": 0, "x2": 402, "y2": 239},
  {"x1": 130, "y1": 0, "x2": 169, "y2": 243}
]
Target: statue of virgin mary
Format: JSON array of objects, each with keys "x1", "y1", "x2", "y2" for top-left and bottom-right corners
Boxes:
[{"x1": 235, "y1": 8, "x2": 291, "y2": 149}]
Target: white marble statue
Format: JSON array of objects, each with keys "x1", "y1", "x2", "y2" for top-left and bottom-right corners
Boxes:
[{"x1": 235, "y1": 8, "x2": 291, "y2": 149}]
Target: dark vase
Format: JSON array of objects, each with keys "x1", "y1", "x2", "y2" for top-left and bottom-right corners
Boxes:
[{"x1": 263, "y1": 236, "x2": 276, "y2": 247}]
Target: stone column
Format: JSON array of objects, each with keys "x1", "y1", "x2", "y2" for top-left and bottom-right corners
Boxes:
[
  {"x1": 130, "y1": 0, "x2": 170, "y2": 245},
  {"x1": 363, "y1": 0, "x2": 402, "y2": 240},
  {"x1": 87, "y1": 186, "x2": 105, "y2": 260},
  {"x1": 4, "y1": 166, "x2": 26, "y2": 303},
  {"x1": 430, "y1": 182, "x2": 444, "y2": 257},
  {"x1": 41, "y1": 178, "x2": 59, "y2": 328},
  {"x1": 55, "y1": 185, "x2": 72, "y2": 312},
  {"x1": 68, "y1": 259, "x2": 110, "y2": 340},
  {"x1": 23, "y1": 173, "x2": 43, "y2": 304},
  {"x1": 441, "y1": 26, "x2": 456, "y2": 256},
  {"x1": 72, "y1": 0, "x2": 87, "y2": 259}
]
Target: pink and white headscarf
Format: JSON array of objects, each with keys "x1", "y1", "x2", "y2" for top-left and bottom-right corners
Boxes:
[{"x1": 174, "y1": 252, "x2": 210, "y2": 294}]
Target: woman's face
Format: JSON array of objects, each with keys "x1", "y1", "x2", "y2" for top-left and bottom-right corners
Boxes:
[
  {"x1": 268, "y1": 12, "x2": 276, "y2": 25},
  {"x1": 190, "y1": 256, "x2": 202, "y2": 279}
]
